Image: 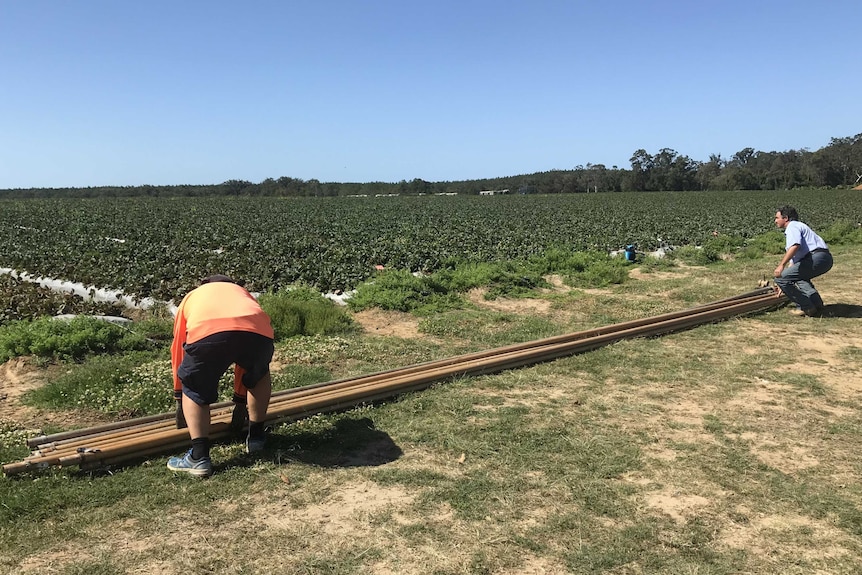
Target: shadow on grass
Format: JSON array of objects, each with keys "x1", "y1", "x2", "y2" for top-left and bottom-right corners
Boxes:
[
  {"x1": 254, "y1": 417, "x2": 403, "y2": 469},
  {"x1": 68, "y1": 417, "x2": 401, "y2": 478},
  {"x1": 821, "y1": 304, "x2": 862, "y2": 318}
]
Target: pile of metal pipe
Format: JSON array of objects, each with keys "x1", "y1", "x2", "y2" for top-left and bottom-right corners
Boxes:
[{"x1": 3, "y1": 288, "x2": 783, "y2": 476}]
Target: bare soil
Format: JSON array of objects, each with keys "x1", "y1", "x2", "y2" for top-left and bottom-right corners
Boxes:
[{"x1": 0, "y1": 359, "x2": 108, "y2": 430}]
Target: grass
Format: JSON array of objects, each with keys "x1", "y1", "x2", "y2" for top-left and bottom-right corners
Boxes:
[
  {"x1": 259, "y1": 286, "x2": 357, "y2": 340},
  {"x1": 2, "y1": 243, "x2": 862, "y2": 573}
]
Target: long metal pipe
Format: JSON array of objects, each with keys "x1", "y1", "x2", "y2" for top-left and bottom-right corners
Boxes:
[
  {"x1": 3, "y1": 289, "x2": 783, "y2": 476},
  {"x1": 26, "y1": 287, "x2": 774, "y2": 449}
]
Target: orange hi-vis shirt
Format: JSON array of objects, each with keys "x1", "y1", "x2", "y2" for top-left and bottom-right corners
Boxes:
[{"x1": 171, "y1": 282, "x2": 274, "y2": 395}]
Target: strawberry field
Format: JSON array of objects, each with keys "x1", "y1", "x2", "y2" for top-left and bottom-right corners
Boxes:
[{"x1": 0, "y1": 190, "x2": 857, "y2": 300}]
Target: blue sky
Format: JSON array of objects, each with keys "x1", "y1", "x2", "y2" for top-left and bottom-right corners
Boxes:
[{"x1": 1, "y1": 1, "x2": 859, "y2": 188}]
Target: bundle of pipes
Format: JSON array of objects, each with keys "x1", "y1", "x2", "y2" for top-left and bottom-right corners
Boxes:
[{"x1": 3, "y1": 287, "x2": 784, "y2": 476}]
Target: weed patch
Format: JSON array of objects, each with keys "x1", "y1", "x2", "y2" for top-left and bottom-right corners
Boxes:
[
  {"x1": 0, "y1": 316, "x2": 156, "y2": 362},
  {"x1": 259, "y1": 287, "x2": 355, "y2": 340}
]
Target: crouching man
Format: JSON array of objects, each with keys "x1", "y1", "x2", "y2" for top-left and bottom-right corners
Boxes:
[
  {"x1": 773, "y1": 205, "x2": 833, "y2": 317},
  {"x1": 168, "y1": 275, "x2": 274, "y2": 477}
]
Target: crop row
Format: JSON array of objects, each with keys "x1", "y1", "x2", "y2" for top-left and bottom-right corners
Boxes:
[{"x1": 0, "y1": 190, "x2": 857, "y2": 300}]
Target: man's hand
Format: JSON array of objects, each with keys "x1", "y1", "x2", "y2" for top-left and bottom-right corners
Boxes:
[
  {"x1": 175, "y1": 400, "x2": 187, "y2": 429},
  {"x1": 773, "y1": 265, "x2": 784, "y2": 278},
  {"x1": 231, "y1": 402, "x2": 248, "y2": 434}
]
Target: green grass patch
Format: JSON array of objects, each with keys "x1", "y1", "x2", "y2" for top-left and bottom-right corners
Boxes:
[
  {"x1": 820, "y1": 219, "x2": 862, "y2": 245},
  {"x1": 24, "y1": 351, "x2": 173, "y2": 416},
  {"x1": 533, "y1": 248, "x2": 630, "y2": 288},
  {"x1": 773, "y1": 372, "x2": 827, "y2": 396},
  {"x1": 419, "y1": 310, "x2": 561, "y2": 346},
  {"x1": 23, "y1": 347, "x2": 332, "y2": 417},
  {"x1": 259, "y1": 286, "x2": 355, "y2": 340},
  {"x1": 435, "y1": 259, "x2": 547, "y2": 298},
  {"x1": 702, "y1": 233, "x2": 747, "y2": 254},
  {"x1": 741, "y1": 229, "x2": 786, "y2": 257},
  {"x1": 0, "y1": 316, "x2": 157, "y2": 362},
  {"x1": 0, "y1": 421, "x2": 36, "y2": 468},
  {"x1": 636, "y1": 255, "x2": 678, "y2": 272},
  {"x1": 670, "y1": 245, "x2": 719, "y2": 265},
  {"x1": 839, "y1": 346, "x2": 862, "y2": 364},
  {"x1": 350, "y1": 249, "x2": 635, "y2": 313},
  {"x1": 347, "y1": 269, "x2": 465, "y2": 314}
]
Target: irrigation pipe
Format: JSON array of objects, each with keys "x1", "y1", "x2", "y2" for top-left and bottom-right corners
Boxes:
[
  {"x1": 28, "y1": 288, "x2": 774, "y2": 449},
  {"x1": 4, "y1": 288, "x2": 784, "y2": 476}
]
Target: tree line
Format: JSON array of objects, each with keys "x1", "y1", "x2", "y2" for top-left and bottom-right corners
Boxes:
[{"x1": 3, "y1": 133, "x2": 859, "y2": 198}]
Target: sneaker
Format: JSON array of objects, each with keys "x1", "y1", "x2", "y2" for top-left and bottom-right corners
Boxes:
[
  {"x1": 167, "y1": 449, "x2": 213, "y2": 477},
  {"x1": 788, "y1": 307, "x2": 822, "y2": 318},
  {"x1": 245, "y1": 435, "x2": 266, "y2": 454}
]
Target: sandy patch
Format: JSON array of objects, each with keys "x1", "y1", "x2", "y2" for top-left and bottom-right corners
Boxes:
[
  {"x1": 352, "y1": 308, "x2": 422, "y2": 338},
  {"x1": 255, "y1": 480, "x2": 414, "y2": 534},
  {"x1": 466, "y1": 288, "x2": 553, "y2": 315},
  {"x1": 629, "y1": 268, "x2": 674, "y2": 281},
  {"x1": 539, "y1": 274, "x2": 570, "y2": 293},
  {"x1": 0, "y1": 358, "x2": 41, "y2": 414},
  {"x1": 720, "y1": 512, "x2": 853, "y2": 563},
  {"x1": 0, "y1": 358, "x2": 108, "y2": 429},
  {"x1": 643, "y1": 487, "x2": 712, "y2": 523}
]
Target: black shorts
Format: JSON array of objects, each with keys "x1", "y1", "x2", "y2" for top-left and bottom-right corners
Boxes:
[{"x1": 177, "y1": 330, "x2": 274, "y2": 405}]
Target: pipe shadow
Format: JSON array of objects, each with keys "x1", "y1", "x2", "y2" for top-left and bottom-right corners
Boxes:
[
  {"x1": 237, "y1": 416, "x2": 403, "y2": 469},
  {"x1": 820, "y1": 304, "x2": 862, "y2": 318}
]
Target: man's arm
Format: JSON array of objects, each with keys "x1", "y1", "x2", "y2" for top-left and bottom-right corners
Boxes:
[{"x1": 774, "y1": 244, "x2": 799, "y2": 277}]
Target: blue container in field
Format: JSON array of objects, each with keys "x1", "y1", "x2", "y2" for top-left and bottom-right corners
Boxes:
[{"x1": 624, "y1": 244, "x2": 637, "y2": 262}]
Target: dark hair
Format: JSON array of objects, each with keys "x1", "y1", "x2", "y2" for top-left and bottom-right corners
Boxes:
[
  {"x1": 776, "y1": 205, "x2": 799, "y2": 221},
  {"x1": 200, "y1": 274, "x2": 235, "y2": 285}
]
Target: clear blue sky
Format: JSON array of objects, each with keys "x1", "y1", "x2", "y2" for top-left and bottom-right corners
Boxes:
[{"x1": 1, "y1": 0, "x2": 859, "y2": 189}]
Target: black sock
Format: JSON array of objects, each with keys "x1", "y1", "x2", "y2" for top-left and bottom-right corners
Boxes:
[
  {"x1": 248, "y1": 421, "x2": 265, "y2": 439},
  {"x1": 191, "y1": 437, "x2": 210, "y2": 460}
]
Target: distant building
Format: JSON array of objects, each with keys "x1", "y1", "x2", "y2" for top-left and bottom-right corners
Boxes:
[{"x1": 479, "y1": 189, "x2": 509, "y2": 196}]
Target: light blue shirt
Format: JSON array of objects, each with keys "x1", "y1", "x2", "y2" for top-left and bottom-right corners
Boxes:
[{"x1": 784, "y1": 220, "x2": 828, "y2": 264}]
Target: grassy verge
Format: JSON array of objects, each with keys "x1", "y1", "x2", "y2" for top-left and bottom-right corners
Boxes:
[{"x1": 1, "y1": 242, "x2": 861, "y2": 574}]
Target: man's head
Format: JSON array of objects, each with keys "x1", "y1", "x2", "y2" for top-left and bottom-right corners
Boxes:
[
  {"x1": 200, "y1": 274, "x2": 235, "y2": 285},
  {"x1": 774, "y1": 205, "x2": 799, "y2": 230}
]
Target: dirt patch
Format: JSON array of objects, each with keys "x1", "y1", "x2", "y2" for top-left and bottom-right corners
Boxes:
[
  {"x1": 466, "y1": 288, "x2": 553, "y2": 315},
  {"x1": 629, "y1": 267, "x2": 686, "y2": 281},
  {"x1": 0, "y1": 358, "x2": 41, "y2": 412},
  {"x1": 539, "y1": 274, "x2": 569, "y2": 293},
  {"x1": 0, "y1": 358, "x2": 107, "y2": 429},
  {"x1": 794, "y1": 334, "x2": 862, "y2": 395},
  {"x1": 721, "y1": 321, "x2": 862, "y2": 400},
  {"x1": 352, "y1": 309, "x2": 422, "y2": 338},
  {"x1": 643, "y1": 487, "x2": 712, "y2": 524},
  {"x1": 254, "y1": 479, "x2": 414, "y2": 534},
  {"x1": 719, "y1": 513, "x2": 854, "y2": 564},
  {"x1": 749, "y1": 440, "x2": 820, "y2": 474}
]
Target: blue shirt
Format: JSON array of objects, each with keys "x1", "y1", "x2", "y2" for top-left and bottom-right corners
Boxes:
[{"x1": 784, "y1": 221, "x2": 828, "y2": 264}]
